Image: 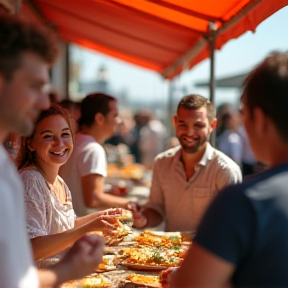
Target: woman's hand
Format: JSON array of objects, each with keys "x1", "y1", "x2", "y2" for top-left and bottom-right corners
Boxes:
[
  {"x1": 96, "y1": 208, "x2": 123, "y2": 217},
  {"x1": 87, "y1": 214, "x2": 118, "y2": 236}
]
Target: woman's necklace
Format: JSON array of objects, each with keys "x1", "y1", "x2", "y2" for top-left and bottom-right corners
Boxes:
[{"x1": 34, "y1": 163, "x2": 67, "y2": 203}]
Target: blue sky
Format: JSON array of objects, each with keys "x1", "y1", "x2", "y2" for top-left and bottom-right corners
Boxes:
[{"x1": 73, "y1": 5, "x2": 288, "y2": 108}]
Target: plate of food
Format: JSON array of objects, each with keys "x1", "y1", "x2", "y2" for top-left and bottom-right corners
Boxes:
[
  {"x1": 79, "y1": 274, "x2": 110, "y2": 288},
  {"x1": 60, "y1": 274, "x2": 111, "y2": 288},
  {"x1": 96, "y1": 255, "x2": 118, "y2": 272},
  {"x1": 59, "y1": 280, "x2": 79, "y2": 288},
  {"x1": 118, "y1": 246, "x2": 183, "y2": 271},
  {"x1": 132, "y1": 230, "x2": 182, "y2": 248},
  {"x1": 120, "y1": 273, "x2": 161, "y2": 287}
]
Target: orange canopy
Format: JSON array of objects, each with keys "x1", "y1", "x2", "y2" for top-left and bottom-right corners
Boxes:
[{"x1": 22, "y1": 0, "x2": 287, "y2": 79}]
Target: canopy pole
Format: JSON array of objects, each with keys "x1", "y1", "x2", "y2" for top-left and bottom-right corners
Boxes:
[
  {"x1": 65, "y1": 43, "x2": 70, "y2": 99},
  {"x1": 167, "y1": 80, "x2": 175, "y2": 138},
  {"x1": 209, "y1": 22, "x2": 217, "y2": 147}
]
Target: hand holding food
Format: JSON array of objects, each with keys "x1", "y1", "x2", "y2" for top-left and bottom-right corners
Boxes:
[
  {"x1": 96, "y1": 208, "x2": 123, "y2": 217},
  {"x1": 126, "y1": 202, "x2": 147, "y2": 228},
  {"x1": 88, "y1": 214, "x2": 119, "y2": 236}
]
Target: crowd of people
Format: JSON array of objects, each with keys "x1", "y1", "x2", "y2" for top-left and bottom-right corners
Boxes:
[{"x1": 1, "y1": 9, "x2": 288, "y2": 288}]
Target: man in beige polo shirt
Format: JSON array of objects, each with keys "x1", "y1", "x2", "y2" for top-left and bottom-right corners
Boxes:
[{"x1": 132, "y1": 94, "x2": 242, "y2": 232}]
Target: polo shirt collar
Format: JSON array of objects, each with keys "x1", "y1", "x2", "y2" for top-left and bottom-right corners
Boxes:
[{"x1": 198, "y1": 142, "x2": 214, "y2": 167}]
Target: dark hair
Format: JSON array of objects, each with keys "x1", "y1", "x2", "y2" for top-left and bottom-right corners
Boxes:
[
  {"x1": 177, "y1": 94, "x2": 216, "y2": 123},
  {"x1": 0, "y1": 15, "x2": 58, "y2": 80},
  {"x1": 242, "y1": 51, "x2": 288, "y2": 141},
  {"x1": 78, "y1": 92, "x2": 116, "y2": 127},
  {"x1": 17, "y1": 104, "x2": 73, "y2": 170},
  {"x1": 59, "y1": 99, "x2": 81, "y2": 111},
  {"x1": 221, "y1": 112, "x2": 232, "y2": 127}
]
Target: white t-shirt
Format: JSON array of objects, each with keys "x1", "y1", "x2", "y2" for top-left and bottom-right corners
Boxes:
[
  {"x1": 60, "y1": 133, "x2": 107, "y2": 216},
  {"x1": 0, "y1": 145, "x2": 38, "y2": 288}
]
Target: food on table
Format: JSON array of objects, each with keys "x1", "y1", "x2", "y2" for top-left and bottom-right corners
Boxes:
[
  {"x1": 123, "y1": 274, "x2": 161, "y2": 287},
  {"x1": 120, "y1": 164, "x2": 144, "y2": 180},
  {"x1": 59, "y1": 280, "x2": 78, "y2": 288},
  {"x1": 79, "y1": 274, "x2": 110, "y2": 288},
  {"x1": 105, "y1": 218, "x2": 133, "y2": 246},
  {"x1": 97, "y1": 255, "x2": 118, "y2": 272},
  {"x1": 133, "y1": 230, "x2": 182, "y2": 248},
  {"x1": 59, "y1": 275, "x2": 110, "y2": 288},
  {"x1": 119, "y1": 246, "x2": 183, "y2": 267},
  {"x1": 117, "y1": 209, "x2": 133, "y2": 225}
]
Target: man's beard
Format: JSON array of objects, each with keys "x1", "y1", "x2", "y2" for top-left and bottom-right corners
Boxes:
[{"x1": 178, "y1": 136, "x2": 206, "y2": 154}]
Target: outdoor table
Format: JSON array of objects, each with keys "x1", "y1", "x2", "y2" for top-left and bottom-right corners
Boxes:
[{"x1": 60, "y1": 229, "x2": 194, "y2": 287}]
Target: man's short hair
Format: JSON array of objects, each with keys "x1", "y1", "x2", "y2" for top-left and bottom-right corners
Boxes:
[
  {"x1": 243, "y1": 51, "x2": 288, "y2": 141},
  {"x1": 78, "y1": 92, "x2": 116, "y2": 127},
  {"x1": 177, "y1": 94, "x2": 216, "y2": 123},
  {"x1": 0, "y1": 15, "x2": 58, "y2": 80}
]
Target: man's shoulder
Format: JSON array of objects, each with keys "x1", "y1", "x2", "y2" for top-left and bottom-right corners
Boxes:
[
  {"x1": 243, "y1": 165, "x2": 288, "y2": 198},
  {"x1": 221, "y1": 165, "x2": 288, "y2": 197},
  {"x1": 212, "y1": 147, "x2": 241, "y2": 171},
  {"x1": 75, "y1": 133, "x2": 103, "y2": 153},
  {"x1": 155, "y1": 146, "x2": 181, "y2": 162}
]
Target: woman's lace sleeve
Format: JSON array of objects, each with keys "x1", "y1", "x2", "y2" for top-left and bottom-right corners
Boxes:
[
  {"x1": 20, "y1": 170, "x2": 50, "y2": 239},
  {"x1": 62, "y1": 178, "x2": 77, "y2": 223}
]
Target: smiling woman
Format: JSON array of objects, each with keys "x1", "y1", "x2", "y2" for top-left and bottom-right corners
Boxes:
[{"x1": 15, "y1": 104, "x2": 123, "y2": 267}]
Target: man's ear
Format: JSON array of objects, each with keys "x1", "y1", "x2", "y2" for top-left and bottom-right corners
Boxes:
[
  {"x1": 172, "y1": 115, "x2": 177, "y2": 129},
  {"x1": 210, "y1": 118, "x2": 217, "y2": 131},
  {"x1": 94, "y1": 112, "x2": 105, "y2": 125}
]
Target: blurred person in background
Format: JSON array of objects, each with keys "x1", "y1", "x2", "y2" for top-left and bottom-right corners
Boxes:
[
  {"x1": 60, "y1": 93, "x2": 140, "y2": 216},
  {"x1": 0, "y1": 14, "x2": 105, "y2": 288},
  {"x1": 164, "y1": 136, "x2": 180, "y2": 150},
  {"x1": 131, "y1": 109, "x2": 166, "y2": 169},
  {"x1": 217, "y1": 110, "x2": 243, "y2": 167},
  {"x1": 216, "y1": 102, "x2": 232, "y2": 137},
  {"x1": 58, "y1": 99, "x2": 81, "y2": 122},
  {"x1": 48, "y1": 90, "x2": 59, "y2": 104},
  {"x1": 58, "y1": 98, "x2": 81, "y2": 134},
  {"x1": 132, "y1": 94, "x2": 242, "y2": 232},
  {"x1": 170, "y1": 51, "x2": 288, "y2": 288}
]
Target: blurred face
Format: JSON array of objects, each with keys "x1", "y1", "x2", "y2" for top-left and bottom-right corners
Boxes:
[
  {"x1": 226, "y1": 112, "x2": 241, "y2": 131},
  {"x1": 0, "y1": 52, "x2": 50, "y2": 139},
  {"x1": 30, "y1": 115, "x2": 73, "y2": 169},
  {"x1": 175, "y1": 106, "x2": 214, "y2": 154},
  {"x1": 103, "y1": 100, "x2": 119, "y2": 139}
]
